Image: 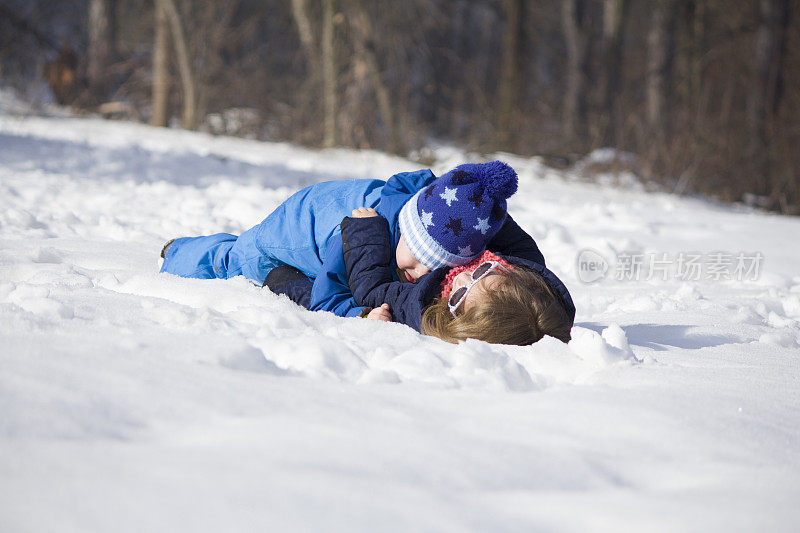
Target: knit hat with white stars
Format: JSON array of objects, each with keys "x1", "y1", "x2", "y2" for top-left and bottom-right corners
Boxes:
[{"x1": 398, "y1": 160, "x2": 518, "y2": 271}]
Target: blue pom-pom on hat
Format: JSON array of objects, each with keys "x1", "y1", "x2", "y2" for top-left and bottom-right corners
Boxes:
[{"x1": 398, "y1": 160, "x2": 518, "y2": 271}]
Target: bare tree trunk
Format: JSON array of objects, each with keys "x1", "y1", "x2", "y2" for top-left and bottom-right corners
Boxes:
[
  {"x1": 687, "y1": 0, "x2": 705, "y2": 111},
  {"x1": 160, "y1": 0, "x2": 196, "y2": 130},
  {"x1": 87, "y1": 0, "x2": 116, "y2": 100},
  {"x1": 189, "y1": 1, "x2": 241, "y2": 128},
  {"x1": 496, "y1": 0, "x2": 522, "y2": 149},
  {"x1": 289, "y1": 0, "x2": 323, "y2": 144},
  {"x1": 561, "y1": 0, "x2": 588, "y2": 147},
  {"x1": 291, "y1": 0, "x2": 318, "y2": 67},
  {"x1": 749, "y1": 0, "x2": 790, "y2": 145},
  {"x1": 322, "y1": 0, "x2": 337, "y2": 147},
  {"x1": 749, "y1": 0, "x2": 791, "y2": 202},
  {"x1": 646, "y1": 0, "x2": 674, "y2": 138},
  {"x1": 151, "y1": 0, "x2": 169, "y2": 127},
  {"x1": 601, "y1": 0, "x2": 627, "y2": 146},
  {"x1": 448, "y1": 1, "x2": 468, "y2": 141},
  {"x1": 348, "y1": 0, "x2": 400, "y2": 152}
]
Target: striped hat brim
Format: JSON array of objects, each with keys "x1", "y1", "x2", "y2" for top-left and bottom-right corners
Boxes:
[{"x1": 398, "y1": 190, "x2": 480, "y2": 271}]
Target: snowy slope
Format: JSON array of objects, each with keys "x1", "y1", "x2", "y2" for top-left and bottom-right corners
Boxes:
[{"x1": 1, "y1": 92, "x2": 799, "y2": 532}]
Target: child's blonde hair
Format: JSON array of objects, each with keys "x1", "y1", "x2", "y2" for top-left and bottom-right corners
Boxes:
[{"x1": 421, "y1": 267, "x2": 572, "y2": 345}]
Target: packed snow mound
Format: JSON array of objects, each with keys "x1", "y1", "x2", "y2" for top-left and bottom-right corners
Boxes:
[{"x1": 0, "y1": 246, "x2": 635, "y2": 393}]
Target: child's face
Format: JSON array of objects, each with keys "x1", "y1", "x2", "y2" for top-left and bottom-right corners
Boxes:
[
  {"x1": 451, "y1": 269, "x2": 506, "y2": 313},
  {"x1": 395, "y1": 236, "x2": 431, "y2": 283}
]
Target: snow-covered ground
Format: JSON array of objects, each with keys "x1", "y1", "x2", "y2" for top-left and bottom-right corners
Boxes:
[{"x1": 1, "y1": 91, "x2": 799, "y2": 531}]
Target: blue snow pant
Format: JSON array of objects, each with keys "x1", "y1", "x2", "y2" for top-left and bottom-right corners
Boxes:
[
  {"x1": 159, "y1": 232, "x2": 259, "y2": 281},
  {"x1": 160, "y1": 179, "x2": 385, "y2": 285}
]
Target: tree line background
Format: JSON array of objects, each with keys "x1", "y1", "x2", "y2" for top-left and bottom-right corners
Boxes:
[{"x1": 1, "y1": 0, "x2": 797, "y2": 213}]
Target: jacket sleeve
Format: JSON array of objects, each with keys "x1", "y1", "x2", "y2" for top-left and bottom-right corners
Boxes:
[
  {"x1": 308, "y1": 233, "x2": 366, "y2": 318},
  {"x1": 341, "y1": 216, "x2": 430, "y2": 330},
  {"x1": 487, "y1": 214, "x2": 546, "y2": 266},
  {"x1": 381, "y1": 169, "x2": 436, "y2": 197}
]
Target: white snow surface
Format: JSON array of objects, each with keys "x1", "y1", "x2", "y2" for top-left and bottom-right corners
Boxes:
[{"x1": 1, "y1": 93, "x2": 799, "y2": 531}]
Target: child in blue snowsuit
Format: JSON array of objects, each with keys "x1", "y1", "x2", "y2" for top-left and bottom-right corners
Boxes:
[{"x1": 161, "y1": 161, "x2": 529, "y2": 319}]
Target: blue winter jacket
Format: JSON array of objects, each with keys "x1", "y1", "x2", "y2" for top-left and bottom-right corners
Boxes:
[
  {"x1": 339, "y1": 215, "x2": 576, "y2": 332},
  {"x1": 305, "y1": 169, "x2": 439, "y2": 317},
  {"x1": 161, "y1": 169, "x2": 437, "y2": 317}
]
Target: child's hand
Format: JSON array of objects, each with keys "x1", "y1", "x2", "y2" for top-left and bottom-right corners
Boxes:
[
  {"x1": 352, "y1": 207, "x2": 379, "y2": 218},
  {"x1": 366, "y1": 303, "x2": 392, "y2": 321}
]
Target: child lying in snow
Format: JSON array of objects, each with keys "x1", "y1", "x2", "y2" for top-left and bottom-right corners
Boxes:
[
  {"x1": 161, "y1": 161, "x2": 538, "y2": 319},
  {"x1": 269, "y1": 207, "x2": 575, "y2": 345}
]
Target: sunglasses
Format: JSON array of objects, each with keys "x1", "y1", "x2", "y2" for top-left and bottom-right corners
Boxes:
[{"x1": 448, "y1": 261, "x2": 509, "y2": 316}]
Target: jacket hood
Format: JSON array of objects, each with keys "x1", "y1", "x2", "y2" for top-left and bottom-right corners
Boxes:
[{"x1": 504, "y1": 256, "x2": 576, "y2": 326}]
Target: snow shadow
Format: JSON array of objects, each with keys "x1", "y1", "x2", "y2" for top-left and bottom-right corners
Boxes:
[
  {"x1": 622, "y1": 323, "x2": 737, "y2": 350},
  {"x1": 578, "y1": 322, "x2": 737, "y2": 351},
  {"x1": 0, "y1": 132, "x2": 323, "y2": 189}
]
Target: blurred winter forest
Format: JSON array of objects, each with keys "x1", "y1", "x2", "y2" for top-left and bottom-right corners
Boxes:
[{"x1": 1, "y1": 0, "x2": 797, "y2": 213}]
